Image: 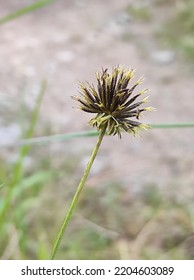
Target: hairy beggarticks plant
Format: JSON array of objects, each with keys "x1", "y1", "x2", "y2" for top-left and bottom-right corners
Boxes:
[
  {"x1": 74, "y1": 66, "x2": 153, "y2": 138},
  {"x1": 51, "y1": 66, "x2": 154, "y2": 259}
]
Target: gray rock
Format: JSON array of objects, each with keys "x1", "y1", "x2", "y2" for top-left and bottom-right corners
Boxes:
[
  {"x1": 114, "y1": 12, "x2": 132, "y2": 26},
  {"x1": 55, "y1": 50, "x2": 75, "y2": 63},
  {"x1": 151, "y1": 50, "x2": 176, "y2": 65},
  {"x1": 0, "y1": 124, "x2": 20, "y2": 147}
]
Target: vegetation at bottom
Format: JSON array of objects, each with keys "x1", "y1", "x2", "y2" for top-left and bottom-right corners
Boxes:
[{"x1": 1, "y1": 147, "x2": 194, "y2": 260}]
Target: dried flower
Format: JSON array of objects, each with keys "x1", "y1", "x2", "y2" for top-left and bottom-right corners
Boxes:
[
  {"x1": 51, "y1": 66, "x2": 155, "y2": 259},
  {"x1": 73, "y1": 66, "x2": 154, "y2": 138}
]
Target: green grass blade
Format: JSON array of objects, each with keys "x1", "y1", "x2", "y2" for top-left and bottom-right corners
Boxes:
[
  {"x1": 13, "y1": 171, "x2": 54, "y2": 200},
  {"x1": 13, "y1": 80, "x2": 47, "y2": 184},
  {"x1": 0, "y1": 0, "x2": 59, "y2": 25},
  {"x1": 24, "y1": 80, "x2": 47, "y2": 141},
  {"x1": 151, "y1": 123, "x2": 194, "y2": 129},
  {"x1": 1, "y1": 123, "x2": 194, "y2": 148},
  {"x1": 20, "y1": 130, "x2": 99, "y2": 145},
  {"x1": 0, "y1": 80, "x2": 47, "y2": 226},
  {"x1": 17, "y1": 122, "x2": 194, "y2": 146},
  {"x1": 18, "y1": 82, "x2": 27, "y2": 137}
]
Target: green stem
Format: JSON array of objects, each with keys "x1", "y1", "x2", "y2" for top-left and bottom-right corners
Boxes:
[
  {"x1": 151, "y1": 123, "x2": 194, "y2": 129},
  {"x1": 50, "y1": 125, "x2": 107, "y2": 260}
]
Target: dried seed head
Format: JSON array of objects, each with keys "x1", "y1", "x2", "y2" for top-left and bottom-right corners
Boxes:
[{"x1": 72, "y1": 66, "x2": 155, "y2": 138}]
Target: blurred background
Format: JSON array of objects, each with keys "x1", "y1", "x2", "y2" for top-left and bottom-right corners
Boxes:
[{"x1": 0, "y1": 0, "x2": 194, "y2": 259}]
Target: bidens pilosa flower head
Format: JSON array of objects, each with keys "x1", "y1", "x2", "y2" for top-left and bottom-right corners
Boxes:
[{"x1": 73, "y1": 66, "x2": 154, "y2": 138}]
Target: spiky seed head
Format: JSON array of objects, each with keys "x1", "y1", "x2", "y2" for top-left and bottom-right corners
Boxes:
[{"x1": 72, "y1": 66, "x2": 155, "y2": 138}]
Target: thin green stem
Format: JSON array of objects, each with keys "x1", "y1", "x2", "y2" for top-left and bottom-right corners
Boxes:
[
  {"x1": 2, "y1": 123, "x2": 194, "y2": 148},
  {"x1": 50, "y1": 125, "x2": 107, "y2": 260},
  {"x1": 0, "y1": 0, "x2": 59, "y2": 25},
  {"x1": 150, "y1": 123, "x2": 194, "y2": 129},
  {"x1": 0, "y1": 80, "x2": 47, "y2": 227}
]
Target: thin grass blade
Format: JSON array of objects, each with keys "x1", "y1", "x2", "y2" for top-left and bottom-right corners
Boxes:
[
  {"x1": 0, "y1": 80, "x2": 47, "y2": 226},
  {"x1": 0, "y1": 0, "x2": 59, "y2": 25}
]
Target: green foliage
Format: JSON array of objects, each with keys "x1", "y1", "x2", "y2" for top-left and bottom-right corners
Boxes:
[
  {"x1": 0, "y1": 81, "x2": 55, "y2": 259},
  {"x1": 127, "y1": 5, "x2": 152, "y2": 22},
  {"x1": 0, "y1": 81, "x2": 47, "y2": 225},
  {"x1": 159, "y1": 0, "x2": 194, "y2": 59},
  {"x1": 58, "y1": 229, "x2": 112, "y2": 260},
  {"x1": 59, "y1": 182, "x2": 194, "y2": 260}
]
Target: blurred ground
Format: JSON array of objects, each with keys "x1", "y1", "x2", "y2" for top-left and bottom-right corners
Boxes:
[{"x1": 0, "y1": 0, "x2": 194, "y2": 259}]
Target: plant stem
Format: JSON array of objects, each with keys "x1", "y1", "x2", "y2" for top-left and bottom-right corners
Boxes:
[{"x1": 50, "y1": 125, "x2": 107, "y2": 260}]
